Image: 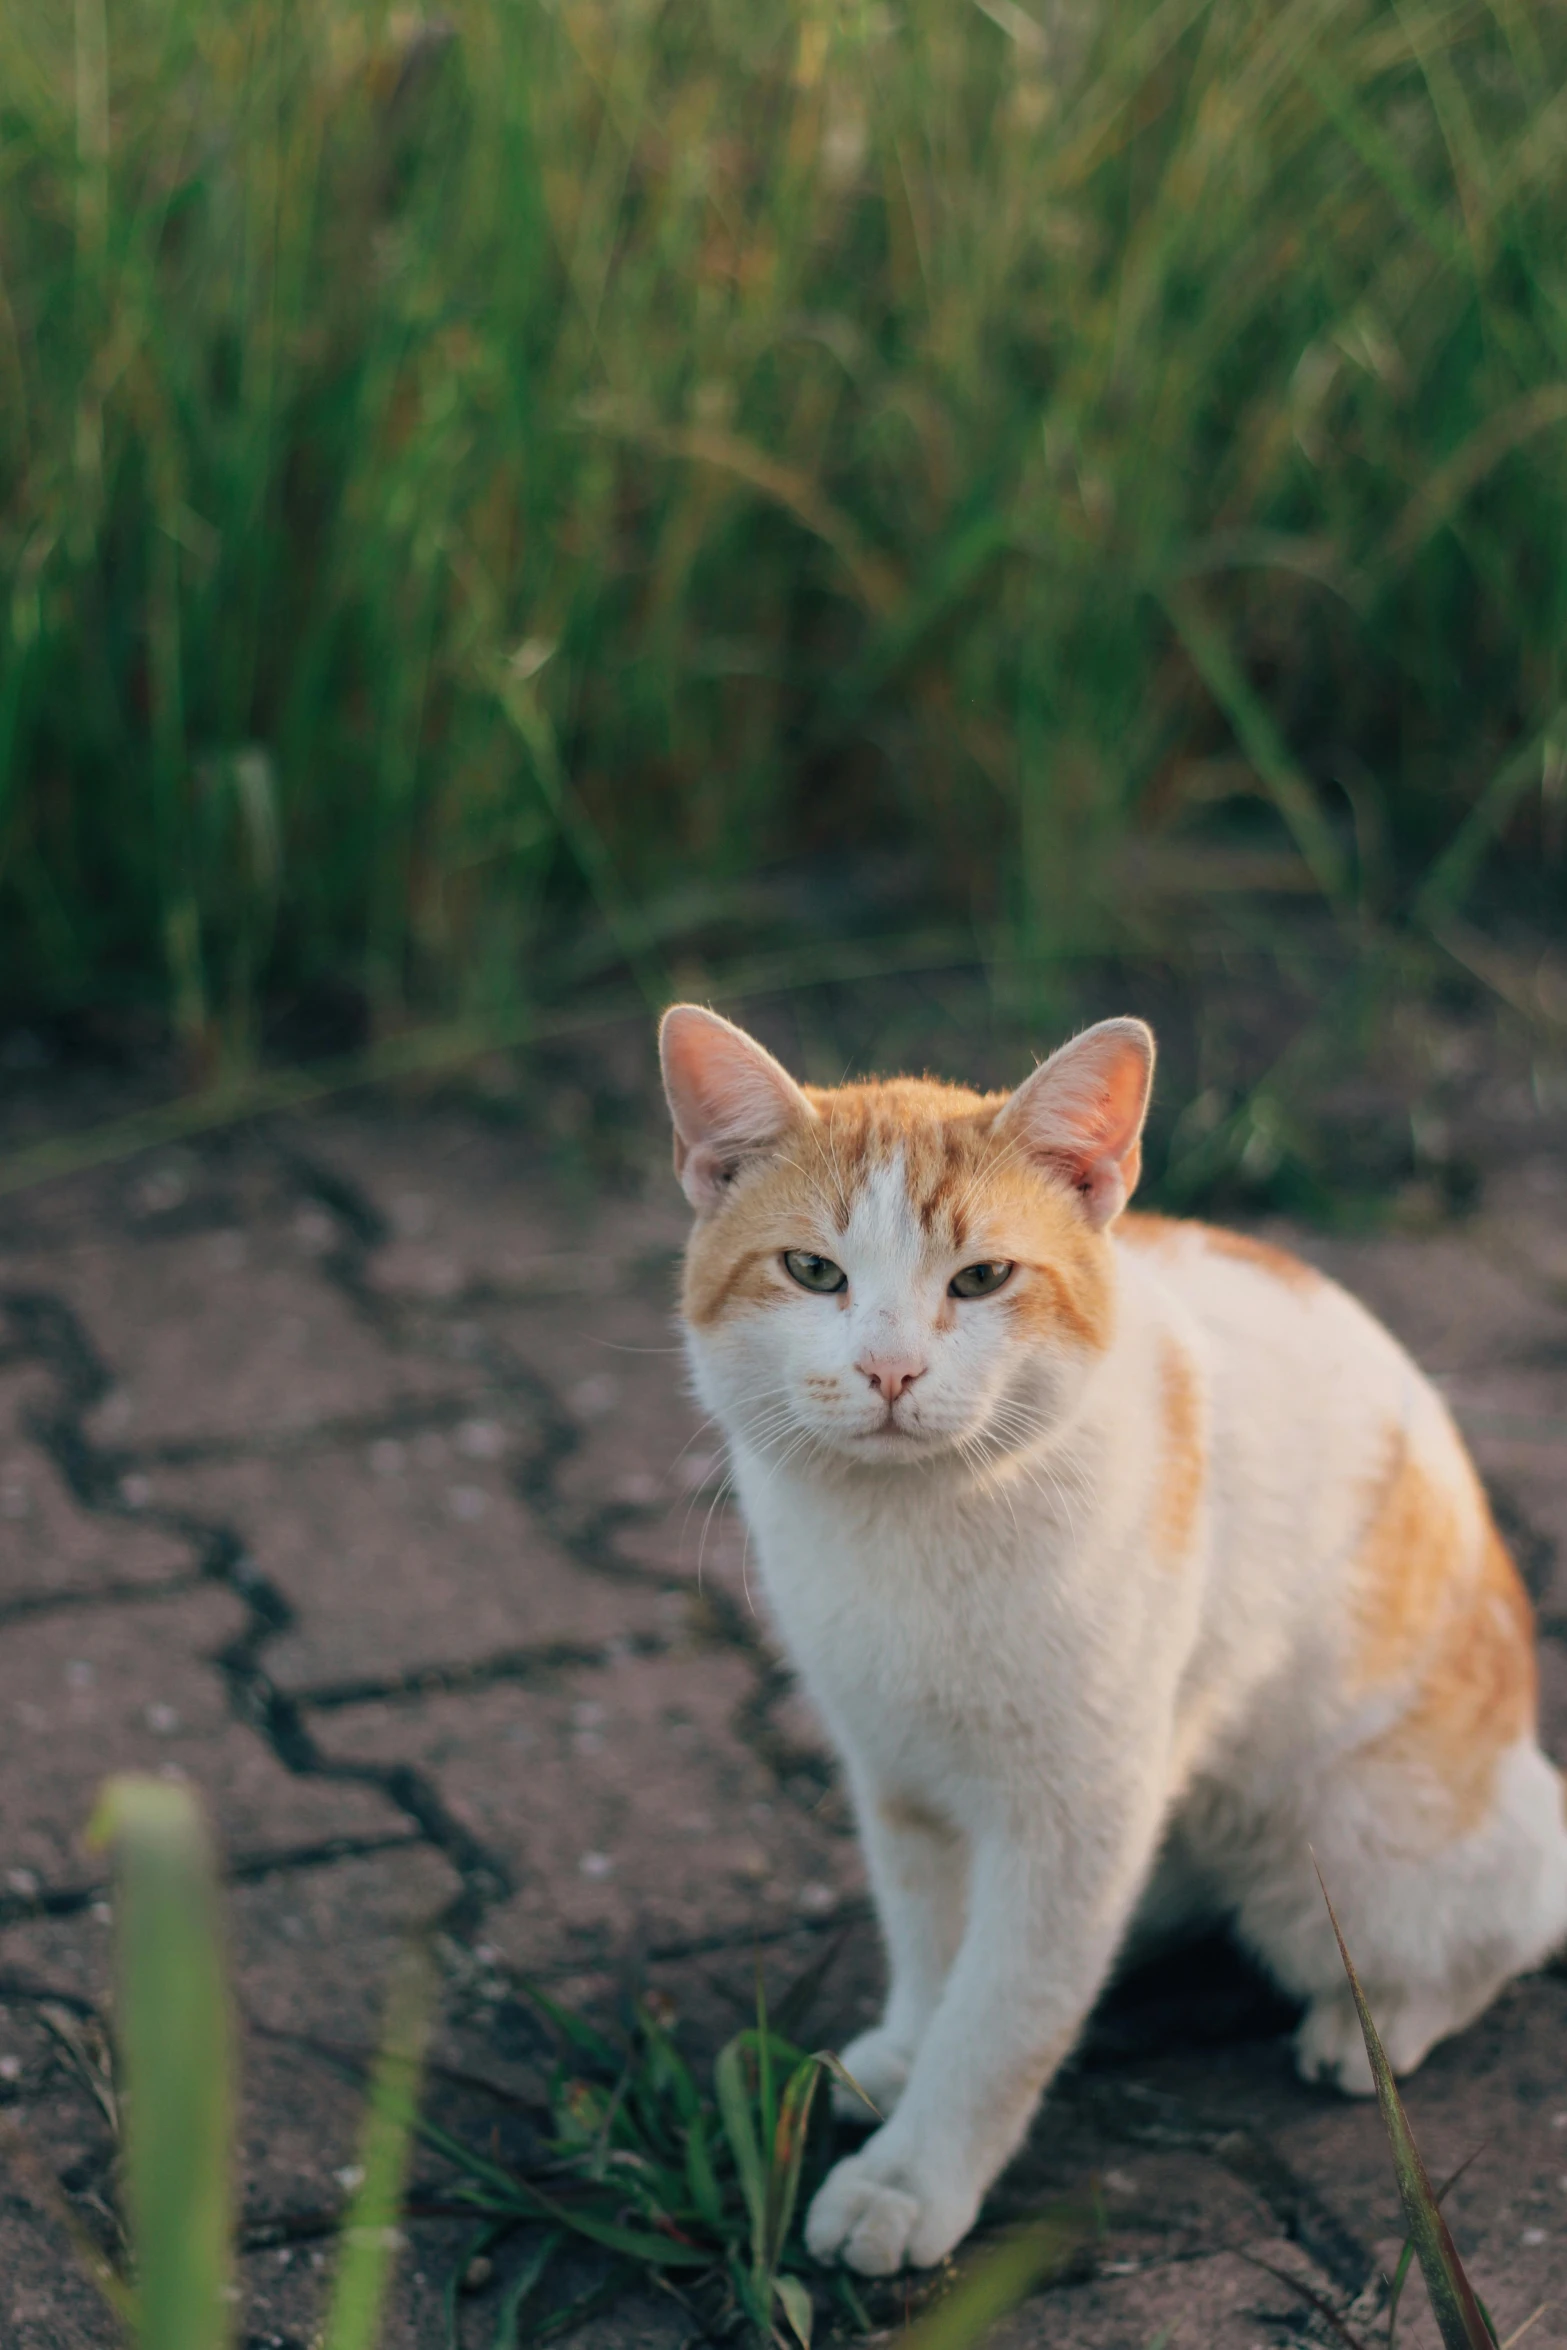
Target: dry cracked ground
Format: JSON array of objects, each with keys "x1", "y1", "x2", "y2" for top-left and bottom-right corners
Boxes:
[{"x1": 5, "y1": 1001, "x2": 1567, "y2": 2350}]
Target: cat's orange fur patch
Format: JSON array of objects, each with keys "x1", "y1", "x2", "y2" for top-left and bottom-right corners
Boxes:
[
  {"x1": 1350, "y1": 1435, "x2": 1466, "y2": 1692},
  {"x1": 1352, "y1": 1432, "x2": 1537, "y2": 1831},
  {"x1": 1120, "y1": 1211, "x2": 1318, "y2": 1293},
  {"x1": 1370, "y1": 1523, "x2": 1537, "y2": 1833},
  {"x1": 683, "y1": 1075, "x2": 1113, "y2": 1350},
  {"x1": 1151, "y1": 1334, "x2": 1204, "y2": 1565}
]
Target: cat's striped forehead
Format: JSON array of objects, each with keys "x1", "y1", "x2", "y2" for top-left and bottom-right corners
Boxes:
[{"x1": 795, "y1": 1078, "x2": 1011, "y2": 1243}]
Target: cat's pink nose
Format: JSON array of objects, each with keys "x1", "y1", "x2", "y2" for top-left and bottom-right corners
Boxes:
[{"x1": 857, "y1": 1355, "x2": 926, "y2": 1403}]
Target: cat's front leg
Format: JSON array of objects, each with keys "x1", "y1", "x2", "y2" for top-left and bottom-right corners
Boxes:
[
  {"x1": 834, "y1": 1776, "x2": 967, "y2": 2122},
  {"x1": 807, "y1": 1788, "x2": 1165, "y2": 2274}
]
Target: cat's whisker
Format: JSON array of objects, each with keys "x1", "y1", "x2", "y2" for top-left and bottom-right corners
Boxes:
[
  {"x1": 666, "y1": 1407, "x2": 727, "y2": 1489},
  {"x1": 675, "y1": 1423, "x2": 738, "y2": 1553},
  {"x1": 588, "y1": 1337, "x2": 690, "y2": 1355},
  {"x1": 738, "y1": 1513, "x2": 757, "y2": 1616},
  {"x1": 694, "y1": 1467, "x2": 739, "y2": 1595},
  {"x1": 735, "y1": 1403, "x2": 810, "y2": 1458}
]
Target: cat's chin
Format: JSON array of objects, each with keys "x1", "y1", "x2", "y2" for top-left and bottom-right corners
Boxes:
[{"x1": 833, "y1": 1421, "x2": 966, "y2": 1467}]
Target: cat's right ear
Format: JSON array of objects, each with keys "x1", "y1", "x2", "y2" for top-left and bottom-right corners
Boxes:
[
  {"x1": 659, "y1": 1006, "x2": 814, "y2": 1211},
  {"x1": 995, "y1": 1017, "x2": 1155, "y2": 1229}
]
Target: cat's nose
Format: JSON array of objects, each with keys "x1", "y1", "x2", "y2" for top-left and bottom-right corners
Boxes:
[{"x1": 856, "y1": 1355, "x2": 927, "y2": 1403}]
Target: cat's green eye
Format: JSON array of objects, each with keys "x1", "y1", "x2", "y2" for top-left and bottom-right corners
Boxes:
[
  {"x1": 949, "y1": 1260, "x2": 1013, "y2": 1299},
  {"x1": 783, "y1": 1250, "x2": 848, "y2": 1295}
]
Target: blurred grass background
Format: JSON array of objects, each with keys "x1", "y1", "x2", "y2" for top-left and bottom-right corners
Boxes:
[{"x1": 2, "y1": 0, "x2": 1565, "y2": 1070}]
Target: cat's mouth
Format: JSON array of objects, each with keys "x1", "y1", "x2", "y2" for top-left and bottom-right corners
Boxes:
[{"x1": 853, "y1": 1409, "x2": 928, "y2": 1448}]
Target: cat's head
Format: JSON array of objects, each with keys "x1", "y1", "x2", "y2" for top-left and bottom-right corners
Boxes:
[{"x1": 660, "y1": 1007, "x2": 1154, "y2": 1471}]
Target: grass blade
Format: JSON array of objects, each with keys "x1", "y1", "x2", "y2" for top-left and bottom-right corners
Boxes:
[
  {"x1": 1412, "y1": 716, "x2": 1567, "y2": 925},
  {"x1": 1315, "y1": 1865, "x2": 1496, "y2": 2350},
  {"x1": 807, "y1": 2050, "x2": 878, "y2": 2120},
  {"x1": 774, "y1": 2270, "x2": 814, "y2": 2349},
  {"x1": 443, "y1": 2224, "x2": 508, "y2": 2350},
  {"x1": 714, "y1": 2035, "x2": 767, "y2": 2248},
  {"x1": 0, "y1": 2107, "x2": 135, "y2": 2325},
  {"x1": 762, "y1": 2057, "x2": 824, "y2": 2274},
  {"x1": 1237, "y1": 2250, "x2": 1375, "y2": 2350},
  {"x1": 454, "y1": 2161, "x2": 714, "y2": 2271},
  {"x1": 755, "y1": 1962, "x2": 776, "y2": 2174},
  {"x1": 410, "y1": 2104, "x2": 713, "y2": 2267},
  {"x1": 522, "y1": 2204, "x2": 708, "y2": 2269},
  {"x1": 88, "y1": 1775, "x2": 234, "y2": 2350},
  {"x1": 682, "y1": 2108, "x2": 724, "y2": 2231},
  {"x1": 490, "y1": 2230, "x2": 562, "y2": 2350},
  {"x1": 893, "y1": 2208, "x2": 1094, "y2": 2350},
  {"x1": 320, "y1": 1939, "x2": 436, "y2": 2350},
  {"x1": 1164, "y1": 600, "x2": 1351, "y2": 910},
  {"x1": 519, "y1": 1980, "x2": 623, "y2": 2070},
  {"x1": 517, "y1": 2272, "x2": 631, "y2": 2347},
  {"x1": 1389, "y1": 2148, "x2": 1490, "y2": 2350}
]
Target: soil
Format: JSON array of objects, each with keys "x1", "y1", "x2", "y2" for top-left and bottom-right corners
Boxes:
[{"x1": 4, "y1": 968, "x2": 1567, "y2": 2349}]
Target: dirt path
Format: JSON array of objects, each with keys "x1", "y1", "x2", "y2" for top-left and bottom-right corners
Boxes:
[{"x1": 4, "y1": 1044, "x2": 1567, "y2": 2349}]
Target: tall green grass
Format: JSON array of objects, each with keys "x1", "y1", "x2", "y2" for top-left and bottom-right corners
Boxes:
[{"x1": 2, "y1": 0, "x2": 1565, "y2": 1053}]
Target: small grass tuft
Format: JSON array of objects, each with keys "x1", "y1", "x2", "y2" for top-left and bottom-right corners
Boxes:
[{"x1": 405, "y1": 1966, "x2": 893, "y2": 2345}]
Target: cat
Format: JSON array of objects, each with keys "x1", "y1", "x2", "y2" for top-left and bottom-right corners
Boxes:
[{"x1": 658, "y1": 1002, "x2": 1567, "y2": 2278}]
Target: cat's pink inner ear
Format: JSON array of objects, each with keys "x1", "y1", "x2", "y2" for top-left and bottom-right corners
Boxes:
[
  {"x1": 998, "y1": 1018, "x2": 1156, "y2": 1229},
  {"x1": 659, "y1": 1005, "x2": 811, "y2": 1210}
]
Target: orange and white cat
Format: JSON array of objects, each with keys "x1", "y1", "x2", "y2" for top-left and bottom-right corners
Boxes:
[{"x1": 659, "y1": 1004, "x2": 1567, "y2": 2278}]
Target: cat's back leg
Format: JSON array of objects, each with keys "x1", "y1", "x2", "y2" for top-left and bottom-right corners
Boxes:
[
  {"x1": 1219, "y1": 1512, "x2": 1567, "y2": 2094},
  {"x1": 1251, "y1": 1734, "x2": 1567, "y2": 2094}
]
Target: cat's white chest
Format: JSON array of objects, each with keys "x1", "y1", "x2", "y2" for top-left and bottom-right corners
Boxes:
[{"x1": 727, "y1": 1446, "x2": 1109, "y2": 1790}]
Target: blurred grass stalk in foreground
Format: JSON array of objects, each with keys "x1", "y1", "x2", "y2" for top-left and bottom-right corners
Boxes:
[
  {"x1": 87, "y1": 1774, "x2": 431, "y2": 2350},
  {"x1": 1, "y1": 0, "x2": 1565, "y2": 1049},
  {"x1": 88, "y1": 1777, "x2": 236, "y2": 2350}
]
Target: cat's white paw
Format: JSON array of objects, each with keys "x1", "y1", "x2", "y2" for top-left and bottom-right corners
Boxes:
[
  {"x1": 1296, "y1": 1982, "x2": 1461, "y2": 2098},
  {"x1": 805, "y1": 2138, "x2": 980, "y2": 2275},
  {"x1": 1295, "y1": 1993, "x2": 1376, "y2": 2097},
  {"x1": 831, "y1": 2027, "x2": 913, "y2": 2121}
]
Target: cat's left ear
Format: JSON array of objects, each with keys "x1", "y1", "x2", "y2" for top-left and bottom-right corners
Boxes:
[
  {"x1": 995, "y1": 1018, "x2": 1155, "y2": 1230},
  {"x1": 659, "y1": 1004, "x2": 815, "y2": 1211}
]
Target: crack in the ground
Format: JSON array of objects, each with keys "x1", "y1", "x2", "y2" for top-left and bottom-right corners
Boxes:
[
  {"x1": 1069, "y1": 2080, "x2": 1371, "y2": 2297},
  {"x1": 0, "y1": 1832, "x2": 426, "y2": 1930},
  {"x1": 133, "y1": 1395, "x2": 509, "y2": 1469},
  {"x1": 1, "y1": 1288, "x2": 513, "y2": 1938},
  {"x1": 0, "y1": 1572, "x2": 205, "y2": 1628},
  {"x1": 291, "y1": 1629, "x2": 674, "y2": 1712},
  {"x1": 0, "y1": 1971, "x2": 99, "y2": 2017},
  {"x1": 270, "y1": 1142, "x2": 817, "y2": 1816},
  {"x1": 631, "y1": 1900, "x2": 874, "y2": 1971},
  {"x1": 0, "y1": 1136, "x2": 813, "y2": 1991},
  {"x1": 275, "y1": 1146, "x2": 390, "y2": 1257}
]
